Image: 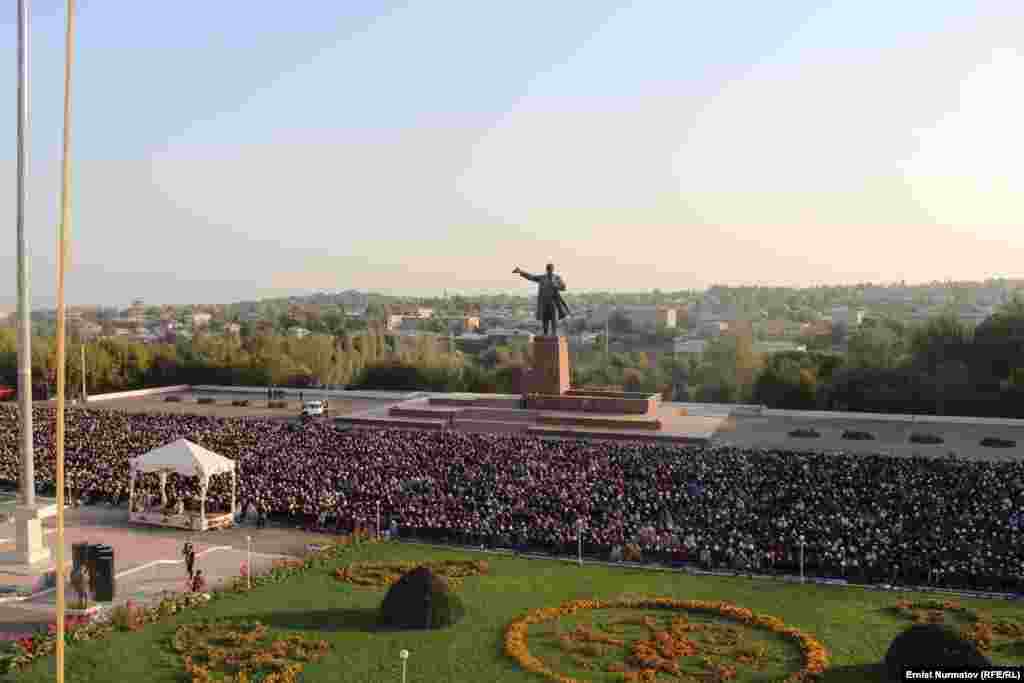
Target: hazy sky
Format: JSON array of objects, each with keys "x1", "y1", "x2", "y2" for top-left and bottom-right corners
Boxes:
[{"x1": 0, "y1": 1, "x2": 1022, "y2": 307}]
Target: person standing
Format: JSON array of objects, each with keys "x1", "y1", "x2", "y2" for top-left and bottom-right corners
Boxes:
[
  {"x1": 256, "y1": 499, "x2": 266, "y2": 529},
  {"x1": 183, "y1": 540, "x2": 196, "y2": 580},
  {"x1": 190, "y1": 569, "x2": 206, "y2": 594}
]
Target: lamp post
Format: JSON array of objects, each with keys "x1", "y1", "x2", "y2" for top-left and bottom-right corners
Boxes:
[
  {"x1": 399, "y1": 649, "x2": 409, "y2": 683},
  {"x1": 246, "y1": 535, "x2": 251, "y2": 590},
  {"x1": 15, "y1": 0, "x2": 34, "y2": 509},
  {"x1": 577, "y1": 518, "x2": 584, "y2": 567},
  {"x1": 799, "y1": 534, "x2": 805, "y2": 584},
  {"x1": 376, "y1": 500, "x2": 381, "y2": 541}
]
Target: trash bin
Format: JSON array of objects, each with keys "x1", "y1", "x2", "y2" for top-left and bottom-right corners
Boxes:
[
  {"x1": 85, "y1": 544, "x2": 101, "y2": 594},
  {"x1": 94, "y1": 547, "x2": 115, "y2": 602},
  {"x1": 72, "y1": 542, "x2": 89, "y2": 572}
]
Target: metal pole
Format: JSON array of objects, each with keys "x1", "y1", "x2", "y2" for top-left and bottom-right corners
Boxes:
[
  {"x1": 246, "y1": 535, "x2": 251, "y2": 590},
  {"x1": 376, "y1": 500, "x2": 381, "y2": 541},
  {"x1": 80, "y1": 343, "x2": 86, "y2": 402},
  {"x1": 577, "y1": 520, "x2": 583, "y2": 567},
  {"x1": 15, "y1": 0, "x2": 34, "y2": 508},
  {"x1": 799, "y1": 535, "x2": 805, "y2": 584},
  {"x1": 55, "y1": 2, "x2": 76, "y2": 679}
]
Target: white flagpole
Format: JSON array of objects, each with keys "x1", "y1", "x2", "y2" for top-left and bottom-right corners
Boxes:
[{"x1": 15, "y1": 0, "x2": 35, "y2": 510}]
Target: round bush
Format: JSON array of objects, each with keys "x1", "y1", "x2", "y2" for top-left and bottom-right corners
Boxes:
[
  {"x1": 231, "y1": 399, "x2": 251, "y2": 407},
  {"x1": 981, "y1": 437, "x2": 1016, "y2": 448},
  {"x1": 885, "y1": 624, "x2": 990, "y2": 682},
  {"x1": 842, "y1": 430, "x2": 875, "y2": 440},
  {"x1": 164, "y1": 396, "x2": 183, "y2": 403},
  {"x1": 268, "y1": 400, "x2": 288, "y2": 409},
  {"x1": 197, "y1": 397, "x2": 216, "y2": 405},
  {"x1": 788, "y1": 428, "x2": 820, "y2": 438},
  {"x1": 909, "y1": 432, "x2": 944, "y2": 444},
  {"x1": 378, "y1": 566, "x2": 465, "y2": 630}
]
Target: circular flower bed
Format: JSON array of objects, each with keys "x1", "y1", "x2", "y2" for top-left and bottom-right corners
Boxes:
[
  {"x1": 504, "y1": 597, "x2": 828, "y2": 683},
  {"x1": 841, "y1": 430, "x2": 875, "y2": 440},
  {"x1": 335, "y1": 559, "x2": 489, "y2": 590},
  {"x1": 173, "y1": 619, "x2": 329, "y2": 683},
  {"x1": 893, "y1": 600, "x2": 1024, "y2": 654},
  {"x1": 981, "y1": 437, "x2": 1016, "y2": 448},
  {"x1": 788, "y1": 428, "x2": 820, "y2": 438},
  {"x1": 909, "y1": 432, "x2": 944, "y2": 444}
]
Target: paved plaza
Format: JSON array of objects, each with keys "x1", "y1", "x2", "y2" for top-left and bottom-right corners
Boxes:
[{"x1": 0, "y1": 504, "x2": 343, "y2": 635}]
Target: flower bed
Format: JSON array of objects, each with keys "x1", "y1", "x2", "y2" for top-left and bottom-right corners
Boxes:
[
  {"x1": 981, "y1": 437, "x2": 1016, "y2": 448},
  {"x1": 197, "y1": 397, "x2": 216, "y2": 405},
  {"x1": 231, "y1": 399, "x2": 251, "y2": 407},
  {"x1": 165, "y1": 396, "x2": 183, "y2": 403},
  {"x1": 893, "y1": 600, "x2": 1024, "y2": 654},
  {"x1": 504, "y1": 597, "x2": 828, "y2": 683},
  {"x1": 788, "y1": 428, "x2": 820, "y2": 438},
  {"x1": 841, "y1": 430, "x2": 875, "y2": 440},
  {"x1": 173, "y1": 619, "x2": 329, "y2": 683},
  {"x1": 909, "y1": 432, "x2": 944, "y2": 444},
  {"x1": 268, "y1": 400, "x2": 288, "y2": 409},
  {"x1": 0, "y1": 534, "x2": 374, "y2": 675},
  {"x1": 335, "y1": 559, "x2": 489, "y2": 590}
]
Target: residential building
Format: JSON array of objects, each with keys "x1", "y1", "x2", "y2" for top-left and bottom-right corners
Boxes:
[
  {"x1": 586, "y1": 304, "x2": 677, "y2": 330},
  {"x1": 443, "y1": 316, "x2": 480, "y2": 334},
  {"x1": 415, "y1": 307, "x2": 434, "y2": 319},
  {"x1": 486, "y1": 328, "x2": 534, "y2": 344},
  {"x1": 800, "y1": 320, "x2": 833, "y2": 337},
  {"x1": 830, "y1": 306, "x2": 865, "y2": 329},
  {"x1": 189, "y1": 312, "x2": 212, "y2": 327},
  {"x1": 225, "y1": 323, "x2": 241, "y2": 336},
  {"x1": 697, "y1": 321, "x2": 728, "y2": 338},
  {"x1": 386, "y1": 314, "x2": 406, "y2": 331},
  {"x1": 673, "y1": 338, "x2": 707, "y2": 357},
  {"x1": 758, "y1": 319, "x2": 802, "y2": 338},
  {"x1": 288, "y1": 327, "x2": 311, "y2": 339}
]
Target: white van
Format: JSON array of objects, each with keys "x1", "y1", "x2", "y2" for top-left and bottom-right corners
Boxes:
[{"x1": 300, "y1": 400, "x2": 327, "y2": 418}]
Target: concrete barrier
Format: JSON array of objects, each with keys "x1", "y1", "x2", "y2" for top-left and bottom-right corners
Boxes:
[
  {"x1": 85, "y1": 385, "x2": 189, "y2": 403},
  {"x1": 191, "y1": 385, "x2": 417, "y2": 401}
]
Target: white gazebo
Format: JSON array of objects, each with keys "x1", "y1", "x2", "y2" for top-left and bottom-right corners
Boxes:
[{"x1": 128, "y1": 439, "x2": 237, "y2": 531}]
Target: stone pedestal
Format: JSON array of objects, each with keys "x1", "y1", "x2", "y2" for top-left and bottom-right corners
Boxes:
[
  {"x1": 0, "y1": 503, "x2": 55, "y2": 574},
  {"x1": 529, "y1": 336, "x2": 570, "y2": 396}
]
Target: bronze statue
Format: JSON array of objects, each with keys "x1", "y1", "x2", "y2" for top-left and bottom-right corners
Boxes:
[{"x1": 513, "y1": 263, "x2": 570, "y2": 336}]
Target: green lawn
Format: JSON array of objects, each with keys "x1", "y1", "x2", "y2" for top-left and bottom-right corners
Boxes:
[{"x1": 8, "y1": 542, "x2": 1024, "y2": 682}]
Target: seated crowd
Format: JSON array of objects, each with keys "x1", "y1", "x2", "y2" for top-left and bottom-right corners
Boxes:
[{"x1": 1, "y1": 405, "x2": 1023, "y2": 593}]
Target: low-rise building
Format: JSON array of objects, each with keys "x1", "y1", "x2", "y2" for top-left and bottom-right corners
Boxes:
[
  {"x1": 189, "y1": 312, "x2": 212, "y2": 327},
  {"x1": 288, "y1": 327, "x2": 311, "y2": 339},
  {"x1": 753, "y1": 341, "x2": 807, "y2": 355}
]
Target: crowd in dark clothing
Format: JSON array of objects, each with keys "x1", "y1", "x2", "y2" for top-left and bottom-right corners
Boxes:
[{"x1": 1, "y1": 405, "x2": 1023, "y2": 593}]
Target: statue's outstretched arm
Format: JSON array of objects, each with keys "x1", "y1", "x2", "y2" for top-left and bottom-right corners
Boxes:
[{"x1": 514, "y1": 268, "x2": 541, "y2": 282}]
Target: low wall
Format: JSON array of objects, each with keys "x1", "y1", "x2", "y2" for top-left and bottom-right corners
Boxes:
[
  {"x1": 565, "y1": 389, "x2": 656, "y2": 399},
  {"x1": 191, "y1": 385, "x2": 417, "y2": 401},
  {"x1": 85, "y1": 385, "x2": 189, "y2": 403}
]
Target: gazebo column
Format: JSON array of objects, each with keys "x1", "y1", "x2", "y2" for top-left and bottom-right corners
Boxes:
[
  {"x1": 200, "y1": 476, "x2": 207, "y2": 527},
  {"x1": 159, "y1": 471, "x2": 168, "y2": 508},
  {"x1": 230, "y1": 468, "x2": 236, "y2": 522},
  {"x1": 128, "y1": 469, "x2": 136, "y2": 512}
]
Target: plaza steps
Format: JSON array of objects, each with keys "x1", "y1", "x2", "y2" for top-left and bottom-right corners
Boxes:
[
  {"x1": 428, "y1": 396, "x2": 523, "y2": 409},
  {"x1": 340, "y1": 415, "x2": 447, "y2": 430},
  {"x1": 527, "y1": 425, "x2": 709, "y2": 444},
  {"x1": 457, "y1": 407, "x2": 542, "y2": 423},
  {"x1": 452, "y1": 420, "x2": 531, "y2": 434},
  {"x1": 535, "y1": 414, "x2": 662, "y2": 430}
]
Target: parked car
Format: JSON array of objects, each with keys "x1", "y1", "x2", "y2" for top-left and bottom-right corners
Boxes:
[{"x1": 300, "y1": 400, "x2": 329, "y2": 418}]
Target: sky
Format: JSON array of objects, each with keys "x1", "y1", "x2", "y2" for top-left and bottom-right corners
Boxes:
[{"x1": 0, "y1": 1, "x2": 1022, "y2": 307}]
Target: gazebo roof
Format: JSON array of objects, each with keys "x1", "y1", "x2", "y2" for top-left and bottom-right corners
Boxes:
[{"x1": 129, "y1": 438, "x2": 235, "y2": 478}]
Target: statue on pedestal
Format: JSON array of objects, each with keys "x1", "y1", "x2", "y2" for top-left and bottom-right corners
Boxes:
[{"x1": 513, "y1": 263, "x2": 570, "y2": 336}]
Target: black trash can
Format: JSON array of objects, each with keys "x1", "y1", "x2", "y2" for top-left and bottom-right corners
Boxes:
[
  {"x1": 85, "y1": 544, "x2": 103, "y2": 594},
  {"x1": 94, "y1": 547, "x2": 115, "y2": 602},
  {"x1": 72, "y1": 542, "x2": 89, "y2": 572}
]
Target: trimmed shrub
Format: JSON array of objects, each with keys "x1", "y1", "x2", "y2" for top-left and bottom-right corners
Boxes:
[
  {"x1": 231, "y1": 399, "x2": 251, "y2": 407},
  {"x1": 268, "y1": 401, "x2": 288, "y2": 409},
  {"x1": 842, "y1": 429, "x2": 875, "y2": 440},
  {"x1": 164, "y1": 396, "x2": 183, "y2": 403},
  {"x1": 885, "y1": 624, "x2": 989, "y2": 682},
  {"x1": 788, "y1": 428, "x2": 820, "y2": 438},
  {"x1": 378, "y1": 566, "x2": 464, "y2": 630},
  {"x1": 909, "y1": 432, "x2": 944, "y2": 444},
  {"x1": 197, "y1": 397, "x2": 216, "y2": 405},
  {"x1": 981, "y1": 437, "x2": 1016, "y2": 448}
]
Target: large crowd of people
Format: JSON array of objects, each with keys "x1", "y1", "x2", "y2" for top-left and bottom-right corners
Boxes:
[{"x1": 1, "y1": 404, "x2": 1022, "y2": 593}]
